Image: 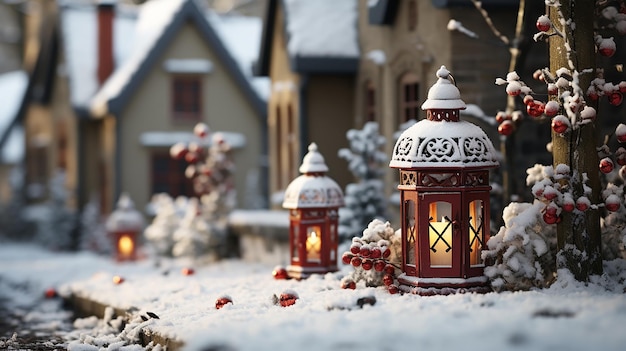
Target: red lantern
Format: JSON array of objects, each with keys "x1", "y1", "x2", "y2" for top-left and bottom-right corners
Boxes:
[
  {"x1": 282, "y1": 143, "x2": 344, "y2": 279},
  {"x1": 105, "y1": 194, "x2": 144, "y2": 262},
  {"x1": 389, "y1": 66, "x2": 498, "y2": 295}
]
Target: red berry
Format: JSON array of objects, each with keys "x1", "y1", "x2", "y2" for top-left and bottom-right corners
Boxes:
[
  {"x1": 341, "y1": 280, "x2": 356, "y2": 290},
  {"x1": 600, "y1": 47, "x2": 616, "y2": 57},
  {"x1": 606, "y1": 202, "x2": 620, "y2": 212},
  {"x1": 544, "y1": 101, "x2": 559, "y2": 117},
  {"x1": 44, "y1": 288, "x2": 57, "y2": 299},
  {"x1": 382, "y1": 247, "x2": 391, "y2": 258},
  {"x1": 562, "y1": 202, "x2": 575, "y2": 212},
  {"x1": 185, "y1": 152, "x2": 198, "y2": 163},
  {"x1": 279, "y1": 291, "x2": 298, "y2": 307},
  {"x1": 543, "y1": 212, "x2": 558, "y2": 224},
  {"x1": 616, "y1": 124, "x2": 626, "y2": 143},
  {"x1": 113, "y1": 275, "x2": 124, "y2": 284},
  {"x1": 384, "y1": 264, "x2": 395, "y2": 275},
  {"x1": 551, "y1": 115, "x2": 570, "y2": 134},
  {"x1": 374, "y1": 260, "x2": 386, "y2": 272},
  {"x1": 498, "y1": 120, "x2": 515, "y2": 136},
  {"x1": 362, "y1": 259, "x2": 373, "y2": 271},
  {"x1": 341, "y1": 252, "x2": 353, "y2": 265},
  {"x1": 350, "y1": 245, "x2": 361, "y2": 254},
  {"x1": 609, "y1": 92, "x2": 623, "y2": 106},
  {"x1": 215, "y1": 296, "x2": 233, "y2": 309},
  {"x1": 615, "y1": 148, "x2": 626, "y2": 166},
  {"x1": 169, "y1": 143, "x2": 188, "y2": 160},
  {"x1": 194, "y1": 123, "x2": 210, "y2": 138},
  {"x1": 548, "y1": 83, "x2": 558, "y2": 95},
  {"x1": 495, "y1": 111, "x2": 508, "y2": 124},
  {"x1": 544, "y1": 205, "x2": 558, "y2": 216},
  {"x1": 576, "y1": 198, "x2": 590, "y2": 212},
  {"x1": 536, "y1": 15, "x2": 551, "y2": 32},
  {"x1": 351, "y1": 256, "x2": 362, "y2": 267},
  {"x1": 370, "y1": 248, "x2": 382, "y2": 259},
  {"x1": 272, "y1": 266, "x2": 288, "y2": 280},
  {"x1": 181, "y1": 267, "x2": 195, "y2": 276},
  {"x1": 523, "y1": 95, "x2": 534, "y2": 105},
  {"x1": 388, "y1": 284, "x2": 400, "y2": 295},
  {"x1": 527, "y1": 102, "x2": 544, "y2": 117},
  {"x1": 506, "y1": 82, "x2": 522, "y2": 96},
  {"x1": 600, "y1": 157, "x2": 614, "y2": 174},
  {"x1": 359, "y1": 246, "x2": 371, "y2": 258},
  {"x1": 383, "y1": 274, "x2": 394, "y2": 286}
]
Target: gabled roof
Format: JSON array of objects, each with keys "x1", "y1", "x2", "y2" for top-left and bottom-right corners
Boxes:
[
  {"x1": 57, "y1": 0, "x2": 266, "y2": 119},
  {"x1": 257, "y1": 0, "x2": 359, "y2": 76}
]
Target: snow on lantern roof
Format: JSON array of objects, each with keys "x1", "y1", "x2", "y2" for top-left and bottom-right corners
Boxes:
[
  {"x1": 283, "y1": 143, "x2": 344, "y2": 209},
  {"x1": 105, "y1": 193, "x2": 145, "y2": 232},
  {"x1": 421, "y1": 66, "x2": 466, "y2": 110},
  {"x1": 390, "y1": 66, "x2": 498, "y2": 169}
]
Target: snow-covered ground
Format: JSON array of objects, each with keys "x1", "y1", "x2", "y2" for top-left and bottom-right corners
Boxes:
[{"x1": 1, "y1": 242, "x2": 626, "y2": 351}]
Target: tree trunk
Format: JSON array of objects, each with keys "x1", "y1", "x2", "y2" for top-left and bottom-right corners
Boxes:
[{"x1": 549, "y1": 1, "x2": 602, "y2": 280}]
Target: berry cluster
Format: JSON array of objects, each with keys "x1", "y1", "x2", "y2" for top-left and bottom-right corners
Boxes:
[{"x1": 341, "y1": 238, "x2": 400, "y2": 294}]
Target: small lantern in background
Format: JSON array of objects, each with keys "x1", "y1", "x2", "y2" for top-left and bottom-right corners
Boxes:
[
  {"x1": 282, "y1": 143, "x2": 344, "y2": 279},
  {"x1": 390, "y1": 66, "x2": 499, "y2": 294},
  {"x1": 106, "y1": 193, "x2": 145, "y2": 261}
]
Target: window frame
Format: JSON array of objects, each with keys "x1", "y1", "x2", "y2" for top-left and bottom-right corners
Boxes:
[{"x1": 171, "y1": 75, "x2": 203, "y2": 121}]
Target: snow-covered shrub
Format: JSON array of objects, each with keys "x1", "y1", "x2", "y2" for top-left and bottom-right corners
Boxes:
[
  {"x1": 337, "y1": 122, "x2": 388, "y2": 241},
  {"x1": 172, "y1": 198, "x2": 214, "y2": 259},
  {"x1": 482, "y1": 201, "x2": 557, "y2": 291},
  {"x1": 79, "y1": 196, "x2": 110, "y2": 254},
  {"x1": 144, "y1": 193, "x2": 185, "y2": 256},
  {"x1": 340, "y1": 219, "x2": 401, "y2": 289}
]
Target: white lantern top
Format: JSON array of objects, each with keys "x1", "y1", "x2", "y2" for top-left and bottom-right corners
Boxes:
[
  {"x1": 389, "y1": 66, "x2": 499, "y2": 169},
  {"x1": 283, "y1": 143, "x2": 344, "y2": 209},
  {"x1": 105, "y1": 193, "x2": 145, "y2": 232}
]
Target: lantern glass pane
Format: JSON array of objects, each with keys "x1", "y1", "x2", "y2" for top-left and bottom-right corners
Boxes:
[
  {"x1": 404, "y1": 200, "x2": 416, "y2": 266},
  {"x1": 469, "y1": 200, "x2": 484, "y2": 266},
  {"x1": 292, "y1": 226, "x2": 299, "y2": 261},
  {"x1": 428, "y1": 201, "x2": 452, "y2": 267},
  {"x1": 306, "y1": 226, "x2": 322, "y2": 262},
  {"x1": 118, "y1": 234, "x2": 134, "y2": 258}
]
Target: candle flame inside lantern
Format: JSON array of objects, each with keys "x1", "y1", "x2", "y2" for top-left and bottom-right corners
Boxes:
[
  {"x1": 118, "y1": 234, "x2": 134, "y2": 258},
  {"x1": 306, "y1": 227, "x2": 321, "y2": 261}
]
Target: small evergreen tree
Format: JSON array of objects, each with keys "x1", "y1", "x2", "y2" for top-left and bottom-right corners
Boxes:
[{"x1": 337, "y1": 122, "x2": 388, "y2": 241}]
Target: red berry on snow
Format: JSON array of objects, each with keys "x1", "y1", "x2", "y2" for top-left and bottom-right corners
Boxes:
[
  {"x1": 616, "y1": 124, "x2": 626, "y2": 143},
  {"x1": 370, "y1": 247, "x2": 382, "y2": 259},
  {"x1": 543, "y1": 212, "x2": 558, "y2": 224},
  {"x1": 382, "y1": 247, "x2": 391, "y2": 258},
  {"x1": 548, "y1": 83, "x2": 558, "y2": 96},
  {"x1": 544, "y1": 101, "x2": 560, "y2": 117},
  {"x1": 215, "y1": 295, "x2": 233, "y2": 309},
  {"x1": 551, "y1": 115, "x2": 570, "y2": 134},
  {"x1": 384, "y1": 264, "x2": 395, "y2": 275},
  {"x1": 341, "y1": 280, "x2": 356, "y2": 290},
  {"x1": 527, "y1": 102, "x2": 545, "y2": 117},
  {"x1": 600, "y1": 47, "x2": 616, "y2": 57},
  {"x1": 506, "y1": 82, "x2": 522, "y2": 96},
  {"x1": 576, "y1": 198, "x2": 590, "y2": 212},
  {"x1": 351, "y1": 256, "x2": 362, "y2": 267},
  {"x1": 523, "y1": 95, "x2": 534, "y2": 105},
  {"x1": 350, "y1": 244, "x2": 361, "y2": 255},
  {"x1": 194, "y1": 123, "x2": 210, "y2": 138},
  {"x1": 169, "y1": 142, "x2": 188, "y2": 160},
  {"x1": 615, "y1": 148, "x2": 626, "y2": 166},
  {"x1": 279, "y1": 291, "x2": 298, "y2": 307},
  {"x1": 113, "y1": 275, "x2": 125, "y2": 284},
  {"x1": 388, "y1": 284, "x2": 400, "y2": 295},
  {"x1": 562, "y1": 201, "x2": 575, "y2": 213},
  {"x1": 606, "y1": 201, "x2": 621, "y2": 212},
  {"x1": 185, "y1": 152, "x2": 198, "y2": 163},
  {"x1": 359, "y1": 246, "x2": 371, "y2": 258},
  {"x1": 181, "y1": 267, "x2": 195, "y2": 276}
]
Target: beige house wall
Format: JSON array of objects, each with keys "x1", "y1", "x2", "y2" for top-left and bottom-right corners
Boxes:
[
  {"x1": 118, "y1": 23, "x2": 263, "y2": 213},
  {"x1": 267, "y1": 4, "x2": 300, "y2": 203}
]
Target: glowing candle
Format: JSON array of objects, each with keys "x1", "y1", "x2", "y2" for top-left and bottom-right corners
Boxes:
[
  {"x1": 118, "y1": 234, "x2": 134, "y2": 258},
  {"x1": 428, "y1": 220, "x2": 452, "y2": 267},
  {"x1": 306, "y1": 227, "x2": 321, "y2": 261}
]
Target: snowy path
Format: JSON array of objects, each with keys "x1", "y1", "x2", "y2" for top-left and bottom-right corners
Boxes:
[{"x1": 2, "y1": 243, "x2": 626, "y2": 351}]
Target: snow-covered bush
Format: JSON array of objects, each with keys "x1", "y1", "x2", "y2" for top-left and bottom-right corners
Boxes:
[
  {"x1": 79, "y1": 196, "x2": 110, "y2": 254},
  {"x1": 172, "y1": 198, "x2": 215, "y2": 259},
  {"x1": 144, "y1": 193, "x2": 185, "y2": 256},
  {"x1": 482, "y1": 201, "x2": 557, "y2": 292},
  {"x1": 337, "y1": 122, "x2": 388, "y2": 241},
  {"x1": 340, "y1": 219, "x2": 401, "y2": 291}
]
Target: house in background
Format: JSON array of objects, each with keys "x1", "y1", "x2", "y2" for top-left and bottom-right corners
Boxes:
[
  {"x1": 20, "y1": 0, "x2": 268, "y2": 216},
  {"x1": 256, "y1": 0, "x2": 359, "y2": 205}
]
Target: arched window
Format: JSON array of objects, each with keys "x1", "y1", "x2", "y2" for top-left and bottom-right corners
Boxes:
[{"x1": 399, "y1": 72, "x2": 420, "y2": 123}]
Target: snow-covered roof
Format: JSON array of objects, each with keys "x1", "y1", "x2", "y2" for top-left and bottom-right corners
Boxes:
[
  {"x1": 390, "y1": 66, "x2": 498, "y2": 169},
  {"x1": 58, "y1": 0, "x2": 267, "y2": 115},
  {"x1": 0, "y1": 70, "x2": 28, "y2": 164},
  {"x1": 283, "y1": 143, "x2": 344, "y2": 209},
  {"x1": 283, "y1": 0, "x2": 359, "y2": 58}
]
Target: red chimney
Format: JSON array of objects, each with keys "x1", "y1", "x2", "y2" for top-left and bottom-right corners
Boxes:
[{"x1": 97, "y1": 0, "x2": 115, "y2": 86}]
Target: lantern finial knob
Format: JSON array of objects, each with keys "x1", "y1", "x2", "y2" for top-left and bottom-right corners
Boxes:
[
  {"x1": 299, "y1": 142, "x2": 329, "y2": 174},
  {"x1": 421, "y1": 65, "x2": 466, "y2": 111}
]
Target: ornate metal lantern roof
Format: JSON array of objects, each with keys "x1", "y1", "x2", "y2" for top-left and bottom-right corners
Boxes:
[
  {"x1": 390, "y1": 66, "x2": 499, "y2": 170},
  {"x1": 283, "y1": 143, "x2": 344, "y2": 209}
]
